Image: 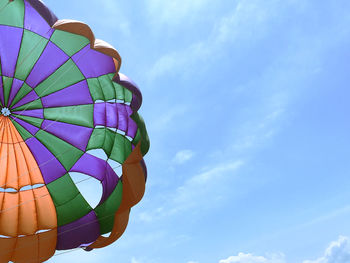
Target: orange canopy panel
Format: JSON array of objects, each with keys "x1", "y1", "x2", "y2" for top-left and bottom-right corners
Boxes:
[{"x1": 0, "y1": 116, "x2": 57, "y2": 262}]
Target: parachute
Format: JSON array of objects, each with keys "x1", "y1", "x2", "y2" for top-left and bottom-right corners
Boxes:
[{"x1": 0, "y1": 0, "x2": 150, "y2": 262}]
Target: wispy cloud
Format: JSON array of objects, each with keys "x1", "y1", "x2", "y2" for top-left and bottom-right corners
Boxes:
[
  {"x1": 230, "y1": 107, "x2": 286, "y2": 153},
  {"x1": 215, "y1": 0, "x2": 272, "y2": 44},
  {"x1": 172, "y1": 150, "x2": 195, "y2": 165},
  {"x1": 148, "y1": 105, "x2": 188, "y2": 133},
  {"x1": 147, "y1": 0, "x2": 286, "y2": 80},
  {"x1": 141, "y1": 0, "x2": 338, "y2": 233},
  {"x1": 220, "y1": 253, "x2": 286, "y2": 263},
  {"x1": 138, "y1": 160, "x2": 244, "y2": 222},
  {"x1": 298, "y1": 206, "x2": 350, "y2": 231},
  {"x1": 173, "y1": 160, "x2": 244, "y2": 207}
]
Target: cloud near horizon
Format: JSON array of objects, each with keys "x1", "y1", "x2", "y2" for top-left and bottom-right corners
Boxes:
[
  {"x1": 303, "y1": 236, "x2": 350, "y2": 263},
  {"x1": 218, "y1": 236, "x2": 350, "y2": 263},
  {"x1": 219, "y1": 253, "x2": 285, "y2": 263}
]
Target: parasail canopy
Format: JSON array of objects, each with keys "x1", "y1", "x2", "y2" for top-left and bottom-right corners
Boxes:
[{"x1": 0, "y1": 0, "x2": 150, "y2": 262}]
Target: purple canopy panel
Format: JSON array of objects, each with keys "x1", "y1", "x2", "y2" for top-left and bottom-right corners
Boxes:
[
  {"x1": 106, "y1": 103, "x2": 117, "y2": 128},
  {"x1": 26, "y1": 0, "x2": 59, "y2": 27},
  {"x1": 24, "y1": 1, "x2": 54, "y2": 39},
  {"x1": 126, "y1": 106, "x2": 137, "y2": 138},
  {"x1": 41, "y1": 120, "x2": 93, "y2": 151},
  {"x1": 56, "y1": 211, "x2": 100, "y2": 250},
  {"x1": 72, "y1": 45, "x2": 116, "y2": 78},
  {"x1": 0, "y1": 77, "x2": 3, "y2": 105},
  {"x1": 41, "y1": 80, "x2": 93, "y2": 108},
  {"x1": 93, "y1": 102, "x2": 137, "y2": 138},
  {"x1": 8, "y1": 78, "x2": 24, "y2": 107},
  {"x1": 93, "y1": 103, "x2": 106, "y2": 126},
  {"x1": 117, "y1": 104, "x2": 128, "y2": 132},
  {"x1": 12, "y1": 90, "x2": 38, "y2": 109},
  {"x1": 26, "y1": 41, "x2": 69, "y2": 88},
  {"x1": 25, "y1": 137, "x2": 67, "y2": 184},
  {"x1": 12, "y1": 109, "x2": 44, "y2": 118},
  {"x1": 114, "y1": 73, "x2": 143, "y2": 111},
  {"x1": 11, "y1": 117, "x2": 39, "y2": 135},
  {"x1": 71, "y1": 153, "x2": 119, "y2": 203},
  {"x1": 101, "y1": 163, "x2": 121, "y2": 204},
  {"x1": 0, "y1": 25, "x2": 23, "y2": 78}
]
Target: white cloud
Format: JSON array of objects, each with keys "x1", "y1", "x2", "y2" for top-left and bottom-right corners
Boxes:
[
  {"x1": 173, "y1": 150, "x2": 195, "y2": 164},
  {"x1": 131, "y1": 257, "x2": 142, "y2": 263},
  {"x1": 220, "y1": 236, "x2": 350, "y2": 263},
  {"x1": 220, "y1": 253, "x2": 286, "y2": 263},
  {"x1": 303, "y1": 236, "x2": 350, "y2": 263},
  {"x1": 185, "y1": 161, "x2": 243, "y2": 186},
  {"x1": 169, "y1": 160, "x2": 244, "y2": 213}
]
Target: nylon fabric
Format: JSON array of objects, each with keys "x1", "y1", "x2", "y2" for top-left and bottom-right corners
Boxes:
[{"x1": 0, "y1": 0, "x2": 149, "y2": 261}]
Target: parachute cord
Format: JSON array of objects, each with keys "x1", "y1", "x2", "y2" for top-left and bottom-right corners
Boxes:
[{"x1": 52, "y1": 247, "x2": 81, "y2": 257}]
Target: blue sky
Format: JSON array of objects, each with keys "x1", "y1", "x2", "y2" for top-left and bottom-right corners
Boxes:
[{"x1": 44, "y1": 0, "x2": 350, "y2": 262}]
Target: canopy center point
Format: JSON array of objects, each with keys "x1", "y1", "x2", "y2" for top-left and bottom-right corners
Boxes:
[{"x1": 1, "y1": 107, "x2": 11, "y2": 117}]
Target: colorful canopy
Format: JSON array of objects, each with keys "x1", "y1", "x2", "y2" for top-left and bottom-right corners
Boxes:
[{"x1": 0, "y1": 0, "x2": 149, "y2": 262}]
